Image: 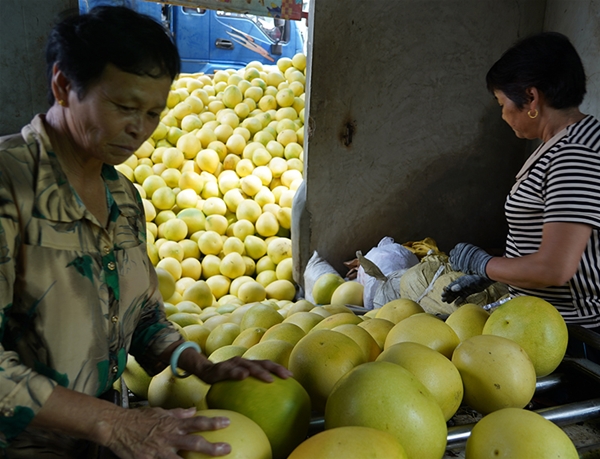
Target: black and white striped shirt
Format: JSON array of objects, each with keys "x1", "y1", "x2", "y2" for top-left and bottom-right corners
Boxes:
[{"x1": 505, "y1": 115, "x2": 600, "y2": 327}]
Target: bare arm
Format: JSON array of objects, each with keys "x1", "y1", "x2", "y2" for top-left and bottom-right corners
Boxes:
[{"x1": 486, "y1": 222, "x2": 592, "y2": 288}]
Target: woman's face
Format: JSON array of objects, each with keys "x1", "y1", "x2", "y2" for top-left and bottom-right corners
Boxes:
[
  {"x1": 65, "y1": 63, "x2": 171, "y2": 165},
  {"x1": 493, "y1": 90, "x2": 537, "y2": 140}
]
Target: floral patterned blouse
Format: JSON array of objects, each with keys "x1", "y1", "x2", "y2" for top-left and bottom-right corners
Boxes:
[{"x1": 0, "y1": 115, "x2": 181, "y2": 447}]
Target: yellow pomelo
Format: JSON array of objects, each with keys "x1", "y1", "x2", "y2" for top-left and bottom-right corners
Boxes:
[
  {"x1": 232, "y1": 327, "x2": 267, "y2": 348},
  {"x1": 377, "y1": 342, "x2": 463, "y2": 421},
  {"x1": 182, "y1": 280, "x2": 214, "y2": 308},
  {"x1": 244, "y1": 235, "x2": 268, "y2": 260},
  {"x1": 206, "y1": 275, "x2": 231, "y2": 300},
  {"x1": 204, "y1": 322, "x2": 241, "y2": 355},
  {"x1": 286, "y1": 299, "x2": 316, "y2": 316},
  {"x1": 274, "y1": 257, "x2": 293, "y2": 282},
  {"x1": 321, "y1": 304, "x2": 354, "y2": 315},
  {"x1": 265, "y1": 279, "x2": 296, "y2": 301},
  {"x1": 240, "y1": 302, "x2": 282, "y2": 330},
  {"x1": 283, "y1": 311, "x2": 324, "y2": 333},
  {"x1": 206, "y1": 376, "x2": 311, "y2": 459},
  {"x1": 330, "y1": 281, "x2": 364, "y2": 307},
  {"x1": 260, "y1": 322, "x2": 305, "y2": 346},
  {"x1": 256, "y1": 269, "x2": 278, "y2": 288},
  {"x1": 376, "y1": 298, "x2": 425, "y2": 324},
  {"x1": 384, "y1": 312, "x2": 460, "y2": 359},
  {"x1": 122, "y1": 354, "x2": 152, "y2": 400},
  {"x1": 151, "y1": 186, "x2": 176, "y2": 210},
  {"x1": 288, "y1": 426, "x2": 407, "y2": 459},
  {"x1": 324, "y1": 361, "x2": 447, "y2": 459},
  {"x1": 266, "y1": 237, "x2": 292, "y2": 264},
  {"x1": 197, "y1": 230, "x2": 223, "y2": 256},
  {"x1": 288, "y1": 329, "x2": 366, "y2": 413},
  {"x1": 157, "y1": 257, "x2": 182, "y2": 282},
  {"x1": 445, "y1": 303, "x2": 490, "y2": 342},
  {"x1": 452, "y1": 334, "x2": 536, "y2": 415},
  {"x1": 201, "y1": 254, "x2": 221, "y2": 279},
  {"x1": 158, "y1": 240, "x2": 185, "y2": 262},
  {"x1": 356, "y1": 317, "x2": 395, "y2": 350},
  {"x1": 242, "y1": 339, "x2": 295, "y2": 368},
  {"x1": 177, "y1": 208, "x2": 205, "y2": 234},
  {"x1": 176, "y1": 300, "x2": 203, "y2": 314},
  {"x1": 229, "y1": 276, "x2": 255, "y2": 297},
  {"x1": 465, "y1": 408, "x2": 578, "y2": 459},
  {"x1": 181, "y1": 258, "x2": 202, "y2": 280},
  {"x1": 482, "y1": 295, "x2": 568, "y2": 377},
  {"x1": 255, "y1": 212, "x2": 279, "y2": 237},
  {"x1": 180, "y1": 409, "x2": 272, "y2": 459},
  {"x1": 168, "y1": 312, "x2": 201, "y2": 328},
  {"x1": 333, "y1": 324, "x2": 381, "y2": 362},
  {"x1": 156, "y1": 267, "x2": 176, "y2": 301},
  {"x1": 147, "y1": 367, "x2": 210, "y2": 410},
  {"x1": 208, "y1": 344, "x2": 248, "y2": 363},
  {"x1": 182, "y1": 324, "x2": 211, "y2": 351},
  {"x1": 162, "y1": 219, "x2": 188, "y2": 242},
  {"x1": 220, "y1": 252, "x2": 246, "y2": 279},
  {"x1": 203, "y1": 314, "x2": 232, "y2": 332},
  {"x1": 310, "y1": 312, "x2": 362, "y2": 331},
  {"x1": 237, "y1": 281, "x2": 267, "y2": 304},
  {"x1": 312, "y1": 273, "x2": 345, "y2": 305}
]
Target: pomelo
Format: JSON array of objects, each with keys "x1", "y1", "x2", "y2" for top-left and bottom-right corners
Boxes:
[
  {"x1": 452, "y1": 334, "x2": 536, "y2": 415},
  {"x1": 324, "y1": 361, "x2": 447, "y2": 459},
  {"x1": 288, "y1": 329, "x2": 366, "y2": 413},
  {"x1": 282, "y1": 311, "x2": 324, "y2": 333},
  {"x1": 375, "y1": 298, "x2": 424, "y2": 324},
  {"x1": 357, "y1": 317, "x2": 395, "y2": 350},
  {"x1": 384, "y1": 312, "x2": 460, "y2": 359},
  {"x1": 465, "y1": 407, "x2": 578, "y2": 459},
  {"x1": 377, "y1": 342, "x2": 463, "y2": 421},
  {"x1": 147, "y1": 367, "x2": 210, "y2": 410},
  {"x1": 332, "y1": 324, "x2": 381, "y2": 362},
  {"x1": 180, "y1": 409, "x2": 272, "y2": 459},
  {"x1": 232, "y1": 327, "x2": 267, "y2": 348},
  {"x1": 206, "y1": 376, "x2": 311, "y2": 459},
  {"x1": 330, "y1": 281, "x2": 364, "y2": 306},
  {"x1": 208, "y1": 345, "x2": 248, "y2": 363},
  {"x1": 310, "y1": 312, "x2": 362, "y2": 331},
  {"x1": 122, "y1": 354, "x2": 152, "y2": 400},
  {"x1": 482, "y1": 295, "x2": 568, "y2": 377},
  {"x1": 242, "y1": 339, "x2": 294, "y2": 368},
  {"x1": 311, "y1": 273, "x2": 345, "y2": 305},
  {"x1": 288, "y1": 426, "x2": 408, "y2": 459},
  {"x1": 204, "y1": 323, "x2": 241, "y2": 355},
  {"x1": 260, "y1": 322, "x2": 306, "y2": 346},
  {"x1": 240, "y1": 302, "x2": 283, "y2": 330},
  {"x1": 445, "y1": 303, "x2": 490, "y2": 342}
]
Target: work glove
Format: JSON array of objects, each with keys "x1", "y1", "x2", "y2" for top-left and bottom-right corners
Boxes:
[
  {"x1": 441, "y1": 274, "x2": 495, "y2": 305},
  {"x1": 449, "y1": 242, "x2": 492, "y2": 277}
]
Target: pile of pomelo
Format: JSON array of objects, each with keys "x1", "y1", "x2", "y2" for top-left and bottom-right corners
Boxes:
[
  {"x1": 123, "y1": 293, "x2": 577, "y2": 459},
  {"x1": 118, "y1": 53, "x2": 307, "y2": 314}
]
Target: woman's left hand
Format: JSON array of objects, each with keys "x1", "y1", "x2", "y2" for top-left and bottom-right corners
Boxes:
[{"x1": 198, "y1": 356, "x2": 292, "y2": 384}]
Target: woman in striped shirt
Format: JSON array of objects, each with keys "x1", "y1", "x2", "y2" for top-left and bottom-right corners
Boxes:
[{"x1": 442, "y1": 32, "x2": 600, "y2": 332}]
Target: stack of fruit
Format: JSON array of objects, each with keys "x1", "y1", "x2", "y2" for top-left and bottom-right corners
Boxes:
[
  {"x1": 117, "y1": 54, "x2": 307, "y2": 312},
  {"x1": 123, "y1": 292, "x2": 577, "y2": 459}
]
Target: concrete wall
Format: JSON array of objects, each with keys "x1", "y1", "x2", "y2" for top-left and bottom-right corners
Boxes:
[
  {"x1": 295, "y1": 0, "x2": 546, "y2": 279},
  {"x1": 545, "y1": 0, "x2": 600, "y2": 116},
  {"x1": 0, "y1": 0, "x2": 78, "y2": 136}
]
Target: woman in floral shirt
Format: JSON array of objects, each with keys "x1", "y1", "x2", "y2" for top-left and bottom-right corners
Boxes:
[{"x1": 0, "y1": 6, "x2": 289, "y2": 458}]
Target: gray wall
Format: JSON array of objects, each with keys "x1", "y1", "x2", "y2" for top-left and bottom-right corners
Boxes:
[
  {"x1": 295, "y1": 0, "x2": 547, "y2": 279},
  {"x1": 0, "y1": 0, "x2": 78, "y2": 136},
  {"x1": 545, "y1": 0, "x2": 600, "y2": 116}
]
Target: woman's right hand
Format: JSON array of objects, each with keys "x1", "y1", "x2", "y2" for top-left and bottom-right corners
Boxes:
[{"x1": 103, "y1": 406, "x2": 231, "y2": 459}]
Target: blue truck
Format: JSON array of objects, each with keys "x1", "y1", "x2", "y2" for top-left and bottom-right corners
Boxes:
[{"x1": 79, "y1": 0, "x2": 305, "y2": 74}]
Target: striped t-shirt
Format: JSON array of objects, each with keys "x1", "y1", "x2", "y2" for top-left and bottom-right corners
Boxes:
[{"x1": 505, "y1": 115, "x2": 600, "y2": 327}]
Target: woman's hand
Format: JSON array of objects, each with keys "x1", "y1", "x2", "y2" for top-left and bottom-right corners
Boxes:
[
  {"x1": 199, "y1": 356, "x2": 292, "y2": 385},
  {"x1": 104, "y1": 406, "x2": 230, "y2": 459}
]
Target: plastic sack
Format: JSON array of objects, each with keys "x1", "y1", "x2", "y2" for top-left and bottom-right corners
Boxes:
[
  {"x1": 303, "y1": 251, "x2": 342, "y2": 304},
  {"x1": 356, "y1": 237, "x2": 419, "y2": 309}
]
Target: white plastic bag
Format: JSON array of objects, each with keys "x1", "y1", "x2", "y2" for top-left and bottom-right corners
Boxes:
[
  {"x1": 356, "y1": 237, "x2": 419, "y2": 309},
  {"x1": 303, "y1": 251, "x2": 342, "y2": 304}
]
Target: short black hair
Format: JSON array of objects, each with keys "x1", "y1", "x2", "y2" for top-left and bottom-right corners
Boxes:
[
  {"x1": 486, "y1": 32, "x2": 586, "y2": 109},
  {"x1": 45, "y1": 6, "x2": 180, "y2": 105}
]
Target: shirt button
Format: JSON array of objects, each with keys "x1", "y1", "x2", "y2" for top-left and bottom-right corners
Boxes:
[
  {"x1": 2, "y1": 408, "x2": 14, "y2": 417},
  {"x1": 107, "y1": 262, "x2": 116, "y2": 271},
  {"x1": 111, "y1": 315, "x2": 119, "y2": 323},
  {"x1": 103, "y1": 246, "x2": 111, "y2": 255},
  {"x1": 111, "y1": 365, "x2": 119, "y2": 374}
]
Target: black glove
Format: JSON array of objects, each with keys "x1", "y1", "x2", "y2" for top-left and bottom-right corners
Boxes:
[
  {"x1": 449, "y1": 243, "x2": 492, "y2": 277},
  {"x1": 441, "y1": 275, "x2": 494, "y2": 305}
]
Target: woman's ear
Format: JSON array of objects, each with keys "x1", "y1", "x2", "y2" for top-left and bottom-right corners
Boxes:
[
  {"x1": 526, "y1": 87, "x2": 541, "y2": 110},
  {"x1": 51, "y1": 63, "x2": 71, "y2": 107}
]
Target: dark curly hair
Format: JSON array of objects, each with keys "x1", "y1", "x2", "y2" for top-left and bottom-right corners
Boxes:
[
  {"x1": 486, "y1": 32, "x2": 586, "y2": 109},
  {"x1": 45, "y1": 6, "x2": 180, "y2": 105}
]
